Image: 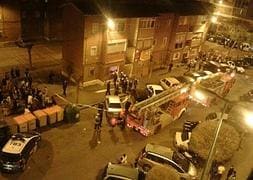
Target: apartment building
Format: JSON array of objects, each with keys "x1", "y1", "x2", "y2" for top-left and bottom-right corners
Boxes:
[
  {"x1": 62, "y1": 1, "x2": 213, "y2": 82},
  {"x1": 0, "y1": 1, "x2": 21, "y2": 42},
  {"x1": 0, "y1": 0, "x2": 63, "y2": 42}
]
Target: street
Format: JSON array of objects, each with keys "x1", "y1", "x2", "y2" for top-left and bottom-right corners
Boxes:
[{"x1": 0, "y1": 66, "x2": 252, "y2": 180}]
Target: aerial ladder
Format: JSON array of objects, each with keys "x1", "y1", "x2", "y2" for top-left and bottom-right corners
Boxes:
[{"x1": 127, "y1": 85, "x2": 191, "y2": 136}]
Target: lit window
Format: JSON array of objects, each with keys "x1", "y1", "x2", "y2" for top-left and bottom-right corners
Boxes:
[
  {"x1": 139, "y1": 19, "x2": 156, "y2": 29},
  {"x1": 90, "y1": 46, "x2": 98, "y2": 56},
  {"x1": 92, "y1": 23, "x2": 99, "y2": 34}
]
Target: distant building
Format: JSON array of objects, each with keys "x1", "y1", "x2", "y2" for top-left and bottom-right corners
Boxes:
[
  {"x1": 62, "y1": 0, "x2": 213, "y2": 82},
  {"x1": 0, "y1": 0, "x2": 63, "y2": 42}
]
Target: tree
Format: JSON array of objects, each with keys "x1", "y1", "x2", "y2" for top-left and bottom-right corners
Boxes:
[
  {"x1": 189, "y1": 121, "x2": 240, "y2": 162},
  {"x1": 146, "y1": 165, "x2": 180, "y2": 180}
]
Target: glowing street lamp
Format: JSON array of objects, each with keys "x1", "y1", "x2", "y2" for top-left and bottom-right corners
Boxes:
[
  {"x1": 107, "y1": 18, "x2": 115, "y2": 30},
  {"x1": 211, "y1": 16, "x2": 218, "y2": 23},
  {"x1": 244, "y1": 112, "x2": 253, "y2": 128}
]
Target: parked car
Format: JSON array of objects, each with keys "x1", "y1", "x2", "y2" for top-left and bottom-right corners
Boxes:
[
  {"x1": 0, "y1": 132, "x2": 41, "y2": 172},
  {"x1": 226, "y1": 61, "x2": 245, "y2": 73},
  {"x1": 174, "y1": 76, "x2": 195, "y2": 84},
  {"x1": 105, "y1": 95, "x2": 123, "y2": 121},
  {"x1": 137, "y1": 143, "x2": 197, "y2": 179},
  {"x1": 234, "y1": 59, "x2": 250, "y2": 68},
  {"x1": 196, "y1": 71, "x2": 214, "y2": 80},
  {"x1": 184, "y1": 72, "x2": 202, "y2": 82},
  {"x1": 160, "y1": 77, "x2": 181, "y2": 90},
  {"x1": 102, "y1": 162, "x2": 145, "y2": 180},
  {"x1": 146, "y1": 84, "x2": 164, "y2": 97},
  {"x1": 240, "y1": 89, "x2": 253, "y2": 102},
  {"x1": 240, "y1": 42, "x2": 251, "y2": 51}
]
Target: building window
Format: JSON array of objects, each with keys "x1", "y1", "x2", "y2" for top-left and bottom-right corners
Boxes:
[
  {"x1": 117, "y1": 22, "x2": 125, "y2": 32},
  {"x1": 143, "y1": 39, "x2": 153, "y2": 49},
  {"x1": 175, "y1": 34, "x2": 185, "y2": 49},
  {"x1": 107, "y1": 41, "x2": 126, "y2": 54},
  {"x1": 163, "y1": 37, "x2": 167, "y2": 46},
  {"x1": 90, "y1": 46, "x2": 98, "y2": 56},
  {"x1": 173, "y1": 52, "x2": 180, "y2": 60},
  {"x1": 92, "y1": 23, "x2": 99, "y2": 34},
  {"x1": 153, "y1": 39, "x2": 157, "y2": 46},
  {"x1": 139, "y1": 19, "x2": 155, "y2": 29},
  {"x1": 109, "y1": 20, "x2": 126, "y2": 32},
  {"x1": 89, "y1": 67, "x2": 95, "y2": 77},
  {"x1": 137, "y1": 41, "x2": 143, "y2": 49}
]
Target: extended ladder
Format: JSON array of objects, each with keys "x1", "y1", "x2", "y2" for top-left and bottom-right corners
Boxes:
[{"x1": 132, "y1": 84, "x2": 191, "y2": 113}]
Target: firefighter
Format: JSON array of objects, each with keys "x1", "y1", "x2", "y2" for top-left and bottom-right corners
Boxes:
[
  {"x1": 106, "y1": 81, "x2": 111, "y2": 95},
  {"x1": 94, "y1": 114, "x2": 102, "y2": 144}
]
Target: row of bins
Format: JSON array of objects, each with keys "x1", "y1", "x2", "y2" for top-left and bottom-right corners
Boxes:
[{"x1": 6, "y1": 105, "x2": 64, "y2": 133}]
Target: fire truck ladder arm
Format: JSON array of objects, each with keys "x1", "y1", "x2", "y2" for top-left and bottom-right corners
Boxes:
[{"x1": 132, "y1": 85, "x2": 190, "y2": 113}]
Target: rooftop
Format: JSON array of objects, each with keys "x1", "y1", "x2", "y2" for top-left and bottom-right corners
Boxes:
[{"x1": 68, "y1": 0, "x2": 214, "y2": 18}]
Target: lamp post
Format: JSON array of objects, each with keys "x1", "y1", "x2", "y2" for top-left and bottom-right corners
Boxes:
[{"x1": 195, "y1": 86, "x2": 252, "y2": 180}]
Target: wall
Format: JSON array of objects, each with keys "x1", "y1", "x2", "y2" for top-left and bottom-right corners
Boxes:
[
  {"x1": 153, "y1": 13, "x2": 174, "y2": 69},
  {"x1": 62, "y1": 4, "x2": 84, "y2": 81},
  {"x1": 0, "y1": 2, "x2": 21, "y2": 41}
]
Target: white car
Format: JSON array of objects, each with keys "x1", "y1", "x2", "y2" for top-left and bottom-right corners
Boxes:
[
  {"x1": 227, "y1": 61, "x2": 245, "y2": 73},
  {"x1": 105, "y1": 95, "x2": 122, "y2": 119},
  {"x1": 160, "y1": 77, "x2": 181, "y2": 90},
  {"x1": 146, "y1": 84, "x2": 164, "y2": 97},
  {"x1": 1, "y1": 132, "x2": 41, "y2": 172}
]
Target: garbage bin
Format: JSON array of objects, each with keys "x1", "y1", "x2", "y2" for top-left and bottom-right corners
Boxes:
[{"x1": 64, "y1": 104, "x2": 80, "y2": 123}]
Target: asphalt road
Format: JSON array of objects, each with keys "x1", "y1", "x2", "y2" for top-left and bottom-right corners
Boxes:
[{"x1": 1, "y1": 69, "x2": 253, "y2": 180}]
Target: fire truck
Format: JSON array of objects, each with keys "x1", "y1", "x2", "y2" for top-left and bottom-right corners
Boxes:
[
  {"x1": 126, "y1": 85, "x2": 191, "y2": 136},
  {"x1": 190, "y1": 72, "x2": 236, "y2": 106}
]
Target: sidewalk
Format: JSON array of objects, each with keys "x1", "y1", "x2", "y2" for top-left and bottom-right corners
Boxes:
[{"x1": 0, "y1": 42, "x2": 62, "y2": 76}]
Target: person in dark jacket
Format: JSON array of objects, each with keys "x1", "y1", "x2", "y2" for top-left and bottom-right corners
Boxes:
[{"x1": 62, "y1": 79, "x2": 68, "y2": 97}]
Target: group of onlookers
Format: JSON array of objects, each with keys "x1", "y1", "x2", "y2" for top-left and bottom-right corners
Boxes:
[{"x1": 0, "y1": 67, "x2": 56, "y2": 116}]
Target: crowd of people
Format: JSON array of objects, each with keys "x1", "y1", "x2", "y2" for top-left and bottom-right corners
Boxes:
[
  {"x1": 0, "y1": 67, "x2": 56, "y2": 116},
  {"x1": 106, "y1": 70, "x2": 139, "y2": 98}
]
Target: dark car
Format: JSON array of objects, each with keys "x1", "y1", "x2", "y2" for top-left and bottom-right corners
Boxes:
[
  {"x1": 240, "y1": 90, "x2": 253, "y2": 102},
  {"x1": 0, "y1": 132, "x2": 41, "y2": 172},
  {"x1": 174, "y1": 76, "x2": 195, "y2": 84},
  {"x1": 234, "y1": 59, "x2": 250, "y2": 68}
]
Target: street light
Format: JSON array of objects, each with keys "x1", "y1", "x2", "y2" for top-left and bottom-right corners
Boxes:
[
  {"x1": 244, "y1": 111, "x2": 253, "y2": 128},
  {"x1": 107, "y1": 18, "x2": 115, "y2": 30},
  {"x1": 211, "y1": 16, "x2": 218, "y2": 23}
]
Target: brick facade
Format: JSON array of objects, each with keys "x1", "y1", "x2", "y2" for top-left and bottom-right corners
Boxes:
[{"x1": 62, "y1": 2, "x2": 211, "y2": 82}]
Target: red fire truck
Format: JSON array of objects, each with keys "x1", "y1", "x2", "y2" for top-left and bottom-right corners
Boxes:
[{"x1": 126, "y1": 85, "x2": 191, "y2": 136}]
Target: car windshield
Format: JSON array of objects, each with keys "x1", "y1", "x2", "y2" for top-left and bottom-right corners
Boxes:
[
  {"x1": 109, "y1": 103, "x2": 121, "y2": 109},
  {"x1": 155, "y1": 90, "x2": 163, "y2": 95},
  {"x1": 1, "y1": 152, "x2": 21, "y2": 162},
  {"x1": 172, "y1": 152, "x2": 190, "y2": 172},
  {"x1": 175, "y1": 76, "x2": 192, "y2": 83}
]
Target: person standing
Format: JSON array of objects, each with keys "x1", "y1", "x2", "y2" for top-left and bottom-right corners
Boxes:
[
  {"x1": 62, "y1": 79, "x2": 68, "y2": 97},
  {"x1": 168, "y1": 62, "x2": 173, "y2": 73},
  {"x1": 227, "y1": 166, "x2": 236, "y2": 180},
  {"x1": 94, "y1": 114, "x2": 102, "y2": 144},
  {"x1": 15, "y1": 67, "x2": 20, "y2": 78},
  {"x1": 106, "y1": 81, "x2": 111, "y2": 95}
]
